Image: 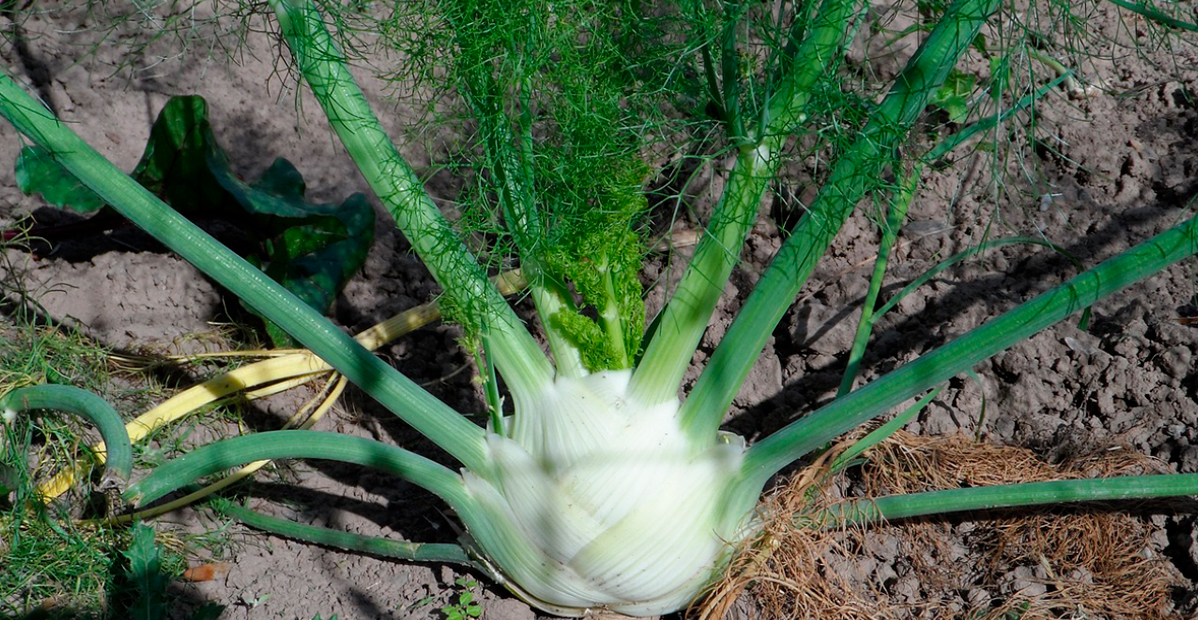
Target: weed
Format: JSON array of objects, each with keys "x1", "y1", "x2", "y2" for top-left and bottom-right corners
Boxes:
[{"x1": 441, "y1": 577, "x2": 482, "y2": 620}]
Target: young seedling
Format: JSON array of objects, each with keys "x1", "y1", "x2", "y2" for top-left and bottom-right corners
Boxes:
[{"x1": 441, "y1": 577, "x2": 483, "y2": 620}]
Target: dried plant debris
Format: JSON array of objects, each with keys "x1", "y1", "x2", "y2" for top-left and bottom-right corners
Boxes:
[{"x1": 699, "y1": 432, "x2": 1185, "y2": 620}]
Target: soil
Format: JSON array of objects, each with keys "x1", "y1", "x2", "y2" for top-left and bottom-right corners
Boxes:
[{"x1": 2, "y1": 2, "x2": 1198, "y2": 619}]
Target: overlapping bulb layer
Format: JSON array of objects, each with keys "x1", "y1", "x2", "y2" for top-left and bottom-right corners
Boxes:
[{"x1": 461, "y1": 370, "x2": 753, "y2": 616}]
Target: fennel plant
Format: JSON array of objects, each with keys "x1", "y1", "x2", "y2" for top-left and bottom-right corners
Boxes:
[{"x1": 2, "y1": 0, "x2": 1198, "y2": 616}]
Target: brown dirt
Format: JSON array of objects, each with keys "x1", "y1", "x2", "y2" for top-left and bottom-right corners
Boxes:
[
  {"x1": 2, "y1": 1, "x2": 1198, "y2": 619},
  {"x1": 702, "y1": 432, "x2": 1187, "y2": 620}
]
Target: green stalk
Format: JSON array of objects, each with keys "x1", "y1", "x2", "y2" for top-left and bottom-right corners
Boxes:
[
  {"x1": 125, "y1": 431, "x2": 471, "y2": 512},
  {"x1": 873, "y1": 236, "x2": 1065, "y2": 320},
  {"x1": 720, "y1": 2, "x2": 746, "y2": 141},
  {"x1": 681, "y1": 0, "x2": 1000, "y2": 442},
  {"x1": 700, "y1": 35, "x2": 725, "y2": 122},
  {"x1": 464, "y1": 69, "x2": 585, "y2": 378},
  {"x1": 267, "y1": 0, "x2": 554, "y2": 397},
  {"x1": 210, "y1": 497, "x2": 476, "y2": 566},
  {"x1": 0, "y1": 385, "x2": 133, "y2": 487},
  {"x1": 820, "y1": 474, "x2": 1198, "y2": 526},
  {"x1": 763, "y1": 0, "x2": 862, "y2": 136},
  {"x1": 742, "y1": 212, "x2": 1198, "y2": 489},
  {"x1": 597, "y1": 266, "x2": 630, "y2": 367},
  {"x1": 628, "y1": 0, "x2": 861, "y2": 407},
  {"x1": 1102, "y1": 0, "x2": 1198, "y2": 33},
  {"x1": 0, "y1": 73, "x2": 489, "y2": 474},
  {"x1": 629, "y1": 142, "x2": 774, "y2": 406},
  {"x1": 837, "y1": 172, "x2": 917, "y2": 396},
  {"x1": 838, "y1": 74, "x2": 1066, "y2": 395}
]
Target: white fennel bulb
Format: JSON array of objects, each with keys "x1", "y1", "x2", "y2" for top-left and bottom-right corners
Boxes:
[{"x1": 460, "y1": 370, "x2": 756, "y2": 616}]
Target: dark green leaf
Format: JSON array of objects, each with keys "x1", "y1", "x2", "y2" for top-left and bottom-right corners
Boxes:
[
  {"x1": 130, "y1": 96, "x2": 227, "y2": 213},
  {"x1": 123, "y1": 523, "x2": 170, "y2": 620},
  {"x1": 131, "y1": 96, "x2": 375, "y2": 345},
  {"x1": 12, "y1": 95, "x2": 373, "y2": 343},
  {"x1": 224, "y1": 161, "x2": 374, "y2": 346},
  {"x1": 15, "y1": 146, "x2": 106, "y2": 212}
]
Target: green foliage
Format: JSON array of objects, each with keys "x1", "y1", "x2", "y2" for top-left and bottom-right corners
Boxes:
[
  {"x1": 0, "y1": 323, "x2": 112, "y2": 393},
  {"x1": 121, "y1": 524, "x2": 170, "y2": 620},
  {"x1": 0, "y1": 325, "x2": 221, "y2": 619},
  {"x1": 382, "y1": 0, "x2": 665, "y2": 367},
  {"x1": 119, "y1": 528, "x2": 226, "y2": 620},
  {"x1": 1, "y1": 407, "x2": 113, "y2": 617},
  {"x1": 16, "y1": 96, "x2": 375, "y2": 347},
  {"x1": 542, "y1": 159, "x2": 650, "y2": 370},
  {"x1": 440, "y1": 577, "x2": 482, "y2": 620},
  {"x1": 929, "y1": 70, "x2": 977, "y2": 123},
  {"x1": 15, "y1": 147, "x2": 106, "y2": 212},
  {"x1": 0, "y1": 505, "x2": 116, "y2": 617},
  {"x1": 5, "y1": 0, "x2": 1198, "y2": 616},
  {"x1": 547, "y1": 310, "x2": 622, "y2": 372}
]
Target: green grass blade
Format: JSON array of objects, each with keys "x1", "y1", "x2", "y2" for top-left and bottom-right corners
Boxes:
[
  {"x1": 267, "y1": 0, "x2": 554, "y2": 396},
  {"x1": 837, "y1": 170, "x2": 918, "y2": 397},
  {"x1": 872, "y1": 236, "x2": 1069, "y2": 320},
  {"x1": 820, "y1": 474, "x2": 1198, "y2": 525},
  {"x1": 124, "y1": 431, "x2": 471, "y2": 513},
  {"x1": 0, "y1": 384, "x2": 133, "y2": 487},
  {"x1": 210, "y1": 497, "x2": 476, "y2": 566},
  {"x1": 629, "y1": 0, "x2": 861, "y2": 407},
  {"x1": 838, "y1": 74, "x2": 1065, "y2": 396},
  {"x1": 742, "y1": 213, "x2": 1198, "y2": 487},
  {"x1": 828, "y1": 387, "x2": 942, "y2": 475},
  {"x1": 1102, "y1": 0, "x2": 1198, "y2": 33},
  {"x1": 0, "y1": 72, "x2": 489, "y2": 473},
  {"x1": 682, "y1": 0, "x2": 1001, "y2": 442}
]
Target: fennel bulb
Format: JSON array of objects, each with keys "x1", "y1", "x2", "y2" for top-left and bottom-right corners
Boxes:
[{"x1": 461, "y1": 370, "x2": 756, "y2": 616}]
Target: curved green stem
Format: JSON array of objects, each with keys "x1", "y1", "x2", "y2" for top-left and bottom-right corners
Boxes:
[
  {"x1": 124, "y1": 431, "x2": 472, "y2": 513},
  {"x1": 742, "y1": 212, "x2": 1198, "y2": 490},
  {"x1": 629, "y1": 0, "x2": 861, "y2": 408},
  {"x1": 0, "y1": 384, "x2": 133, "y2": 489},
  {"x1": 210, "y1": 497, "x2": 477, "y2": 567},
  {"x1": 837, "y1": 171, "x2": 917, "y2": 397},
  {"x1": 0, "y1": 74, "x2": 489, "y2": 473},
  {"x1": 681, "y1": 0, "x2": 1001, "y2": 444},
  {"x1": 837, "y1": 74, "x2": 1069, "y2": 396},
  {"x1": 267, "y1": 0, "x2": 554, "y2": 398},
  {"x1": 819, "y1": 474, "x2": 1198, "y2": 526}
]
